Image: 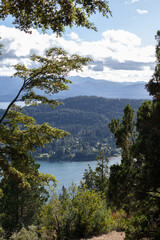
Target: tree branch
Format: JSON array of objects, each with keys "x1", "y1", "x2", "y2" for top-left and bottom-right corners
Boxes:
[{"x1": 0, "y1": 81, "x2": 25, "y2": 124}]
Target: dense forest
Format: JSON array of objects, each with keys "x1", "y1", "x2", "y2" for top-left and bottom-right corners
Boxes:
[{"x1": 21, "y1": 96, "x2": 144, "y2": 161}]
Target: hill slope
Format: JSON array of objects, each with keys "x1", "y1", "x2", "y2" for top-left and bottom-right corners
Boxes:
[{"x1": 22, "y1": 96, "x2": 144, "y2": 161}]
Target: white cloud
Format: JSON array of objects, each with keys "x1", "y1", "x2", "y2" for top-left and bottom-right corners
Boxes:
[
  {"x1": 72, "y1": 64, "x2": 153, "y2": 83},
  {"x1": 67, "y1": 32, "x2": 81, "y2": 42},
  {"x1": 125, "y1": 0, "x2": 139, "y2": 4},
  {"x1": 137, "y1": 9, "x2": 148, "y2": 14},
  {"x1": 0, "y1": 26, "x2": 155, "y2": 82}
]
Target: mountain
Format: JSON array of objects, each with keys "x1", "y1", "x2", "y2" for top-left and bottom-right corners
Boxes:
[
  {"x1": 65, "y1": 76, "x2": 151, "y2": 99},
  {"x1": 0, "y1": 75, "x2": 151, "y2": 101}
]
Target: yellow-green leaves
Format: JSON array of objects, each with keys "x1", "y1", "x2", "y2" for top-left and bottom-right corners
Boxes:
[
  {"x1": 0, "y1": 48, "x2": 91, "y2": 124},
  {"x1": 0, "y1": 107, "x2": 68, "y2": 185},
  {"x1": 40, "y1": 185, "x2": 109, "y2": 239},
  {"x1": 0, "y1": 112, "x2": 59, "y2": 234},
  {"x1": 13, "y1": 48, "x2": 91, "y2": 107}
]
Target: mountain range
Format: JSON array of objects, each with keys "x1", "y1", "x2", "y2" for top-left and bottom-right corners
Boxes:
[{"x1": 0, "y1": 75, "x2": 151, "y2": 101}]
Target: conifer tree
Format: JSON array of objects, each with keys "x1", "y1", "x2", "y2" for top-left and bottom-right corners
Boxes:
[{"x1": 108, "y1": 31, "x2": 160, "y2": 239}]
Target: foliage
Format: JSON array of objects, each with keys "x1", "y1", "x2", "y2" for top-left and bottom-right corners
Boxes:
[
  {"x1": 0, "y1": 1, "x2": 112, "y2": 238},
  {"x1": 108, "y1": 31, "x2": 160, "y2": 239},
  {"x1": 0, "y1": 38, "x2": 91, "y2": 238},
  {"x1": 39, "y1": 184, "x2": 109, "y2": 239},
  {"x1": 0, "y1": 226, "x2": 5, "y2": 240},
  {"x1": 146, "y1": 30, "x2": 160, "y2": 99},
  {"x1": 104, "y1": 209, "x2": 126, "y2": 233},
  {"x1": 82, "y1": 150, "x2": 109, "y2": 196},
  {"x1": 10, "y1": 226, "x2": 39, "y2": 240},
  {"x1": 0, "y1": 108, "x2": 63, "y2": 235},
  {"x1": 108, "y1": 101, "x2": 160, "y2": 239},
  {"x1": 0, "y1": 0, "x2": 111, "y2": 34},
  {"x1": 0, "y1": 38, "x2": 2, "y2": 55},
  {"x1": 0, "y1": 106, "x2": 68, "y2": 177},
  {"x1": 0, "y1": 48, "x2": 91, "y2": 124},
  {"x1": 125, "y1": 212, "x2": 160, "y2": 240},
  {"x1": 108, "y1": 104, "x2": 135, "y2": 210}
]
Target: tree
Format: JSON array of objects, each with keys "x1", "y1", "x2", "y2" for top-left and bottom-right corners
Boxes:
[
  {"x1": 108, "y1": 104, "x2": 135, "y2": 210},
  {"x1": 0, "y1": 107, "x2": 65, "y2": 235},
  {"x1": 0, "y1": 1, "x2": 112, "y2": 235},
  {"x1": 0, "y1": 0, "x2": 111, "y2": 122},
  {"x1": 0, "y1": 0, "x2": 111, "y2": 34},
  {"x1": 0, "y1": 45, "x2": 91, "y2": 231},
  {"x1": 146, "y1": 30, "x2": 160, "y2": 99},
  {"x1": 0, "y1": 48, "x2": 91, "y2": 124},
  {"x1": 108, "y1": 31, "x2": 160, "y2": 239},
  {"x1": 95, "y1": 150, "x2": 109, "y2": 193},
  {"x1": 82, "y1": 150, "x2": 109, "y2": 196},
  {"x1": 40, "y1": 184, "x2": 108, "y2": 239}
]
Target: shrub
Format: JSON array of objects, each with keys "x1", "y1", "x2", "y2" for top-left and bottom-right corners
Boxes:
[
  {"x1": 10, "y1": 226, "x2": 39, "y2": 240},
  {"x1": 39, "y1": 185, "x2": 112, "y2": 239}
]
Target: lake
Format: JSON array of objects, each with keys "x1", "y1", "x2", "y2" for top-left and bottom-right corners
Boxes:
[
  {"x1": 0, "y1": 102, "x2": 121, "y2": 192},
  {"x1": 37, "y1": 156, "x2": 121, "y2": 193}
]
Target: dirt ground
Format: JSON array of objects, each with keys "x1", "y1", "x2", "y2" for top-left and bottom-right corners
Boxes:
[{"x1": 82, "y1": 231, "x2": 125, "y2": 240}]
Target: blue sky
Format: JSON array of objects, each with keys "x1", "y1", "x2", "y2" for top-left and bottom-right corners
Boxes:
[
  {"x1": 0, "y1": 0, "x2": 160, "y2": 82},
  {"x1": 64, "y1": 0, "x2": 160, "y2": 45}
]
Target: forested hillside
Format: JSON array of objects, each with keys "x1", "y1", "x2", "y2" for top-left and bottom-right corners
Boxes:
[{"x1": 21, "y1": 96, "x2": 144, "y2": 161}]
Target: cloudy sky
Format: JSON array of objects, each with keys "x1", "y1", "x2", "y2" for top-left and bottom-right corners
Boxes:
[{"x1": 0, "y1": 0, "x2": 160, "y2": 82}]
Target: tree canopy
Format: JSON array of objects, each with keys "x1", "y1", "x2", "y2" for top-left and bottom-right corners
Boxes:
[{"x1": 0, "y1": 0, "x2": 111, "y2": 34}]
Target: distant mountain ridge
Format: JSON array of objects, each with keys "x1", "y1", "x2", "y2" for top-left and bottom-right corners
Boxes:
[
  {"x1": 66, "y1": 76, "x2": 150, "y2": 100},
  {"x1": 0, "y1": 75, "x2": 151, "y2": 101}
]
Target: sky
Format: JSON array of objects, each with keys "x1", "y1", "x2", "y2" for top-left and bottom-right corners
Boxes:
[{"x1": 0, "y1": 0, "x2": 160, "y2": 82}]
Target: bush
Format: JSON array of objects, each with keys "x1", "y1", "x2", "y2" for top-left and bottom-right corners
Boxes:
[
  {"x1": 10, "y1": 226, "x2": 39, "y2": 240},
  {"x1": 39, "y1": 185, "x2": 112, "y2": 239},
  {"x1": 125, "y1": 215, "x2": 150, "y2": 240},
  {"x1": 125, "y1": 213, "x2": 160, "y2": 240},
  {"x1": 0, "y1": 226, "x2": 5, "y2": 240}
]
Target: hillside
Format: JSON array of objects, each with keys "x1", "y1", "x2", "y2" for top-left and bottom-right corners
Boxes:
[{"x1": 21, "y1": 96, "x2": 145, "y2": 161}]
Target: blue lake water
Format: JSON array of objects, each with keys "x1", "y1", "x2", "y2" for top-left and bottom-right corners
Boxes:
[{"x1": 37, "y1": 156, "x2": 121, "y2": 193}]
